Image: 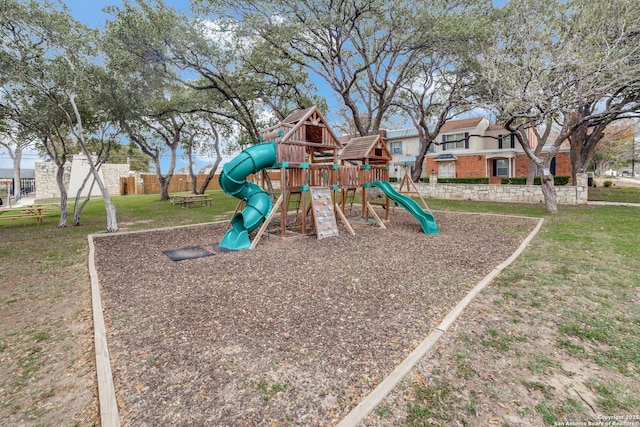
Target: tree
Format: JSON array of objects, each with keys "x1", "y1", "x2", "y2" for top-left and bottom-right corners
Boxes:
[
  {"x1": 120, "y1": 108, "x2": 186, "y2": 201},
  {"x1": 390, "y1": 2, "x2": 492, "y2": 181},
  {"x1": 198, "y1": 0, "x2": 440, "y2": 137},
  {"x1": 180, "y1": 108, "x2": 234, "y2": 194},
  {"x1": 590, "y1": 121, "x2": 637, "y2": 175},
  {"x1": 476, "y1": 0, "x2": 640, "y2": 213},
  {"x1": 0, "y1": 119, "x2": 34, "y2": 199},
  {"x1": 1, "y1": 0, "x2": 118, "y2": 230},
  {"x1": 106, "y1": 142, "x2": 151, "y2": 172},
  {"x1": 103, "y1": 2, "x2": 193, "y2": 201},
  {"x1": 111, "y1": 0, "x2": 270, "y2": 144}
]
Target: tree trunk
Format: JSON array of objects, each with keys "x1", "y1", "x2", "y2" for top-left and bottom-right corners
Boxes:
[
  {"x1": 56, "y1": 165, "x2": 68, "y2": 228},
  {"x1": 159, "y1": 175, "x2": 171, "y2": 201},
  {"x1": 156, "y1": 144, "x2": 177, "y2": 201},
  {"x1": 82, "y1": 163, "x2": 118, "y2": 232},
  {"x1": 189, "y1": 170, "x2": 198, "y2": 194},
  {"x1": 73, "y1": 172, "x2": 97, "y2": 226},
  {"x1": 67, "y1": 93, "x2": 118, "y2": 231},
  {"x1": 12, "y1": 150, "x2": 22, "y2": 198},
  {"x1": 199, "y1": 120, "x2": 223, "y2": 194},
  {"x1": 526, "y1": 158, "x2": 536, "y2": 185},
  {"x1": 198, "y1": 155, "x2": 223, "y2": 194},
  {"x1": 411, "y1": 136, "x2": 432, "y2": 182},
  {"x1": 187, "y1": 144, "x2": 198, "y2": 194},
  {"x1": 569, "y1": 135, "x2": 600, "y2": 185},
  {"x1": 540, "y1": 173, "x2": 558, "y2": 214},
  {"x1": 105, "y1": 200, "x2": 118, "y2": 232}
]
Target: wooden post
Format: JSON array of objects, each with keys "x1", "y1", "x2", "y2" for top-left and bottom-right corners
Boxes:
[
  {"x1": 366, "y1": 201, "x2": 386, "y2": 229},
  {"x1": 334, "y1": 203, "x2": 355, "y2": 236},
  {"x1": 301, "y1": 190, "x2": 307, "y2": 235},
  {"x1": 226, "y1": 199, "x2": 245, "y2": 230},
  {"x1": 280, "y1": 167, "x2": 286, "y2": 237},
  {"x1": 251, "y1": 194, "x2": 283, "y2": 249},
  {"x1": 385, "y1": 193, "x2": 390, "y2": 220},
  {"x1": 361, "y1": 187, "x2": 367, "y2": 220}
]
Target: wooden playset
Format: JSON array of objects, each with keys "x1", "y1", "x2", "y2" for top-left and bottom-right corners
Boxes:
[{"x1": 218, "y1": 106, "x2": 437, "y2": 251}]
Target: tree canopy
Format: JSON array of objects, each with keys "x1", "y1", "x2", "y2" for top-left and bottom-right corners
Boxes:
[
  {"x1": 476, "y1": 0, "x2": 640, "y2": 212},
  {"x1": 3, "y1": 0, "x2": 640, "y2": 215}
]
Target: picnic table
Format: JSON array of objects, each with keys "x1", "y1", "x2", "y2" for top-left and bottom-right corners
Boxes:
[
  {"x1": 170, "y1": 193, "x2": 214, "y2": 208},
  {"x1": 0, "y1": 204, "x2": 57, "y2": 225}
]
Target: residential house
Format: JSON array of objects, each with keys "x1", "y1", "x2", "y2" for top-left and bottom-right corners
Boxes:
[{"x1": 384, "y1": 117, "x2": 572, "y2": 184}]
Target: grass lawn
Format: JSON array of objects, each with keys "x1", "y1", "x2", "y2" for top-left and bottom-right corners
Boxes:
[
  {"x1": 1, "y1": 190, "x2": 639, "y2": 425},
  {"x1": 589, "y1": 186, "x2": 640, "y2": 204},
  {"x1": 385, "y1": 202, "x2": 640, "y2": 425}
]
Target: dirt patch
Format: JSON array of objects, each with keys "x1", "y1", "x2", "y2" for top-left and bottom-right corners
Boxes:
[{"x1": 92, "y1": 210, "x2": 538, "y2": 425}]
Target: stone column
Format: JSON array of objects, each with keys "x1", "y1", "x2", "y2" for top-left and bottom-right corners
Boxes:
[{"x1": 575, "y1": 173, "x2": 588, "y2": 204}]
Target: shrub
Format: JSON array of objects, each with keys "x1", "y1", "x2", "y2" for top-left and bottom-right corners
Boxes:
[
  {"x1": 388, "y1": 177, "x2": 398, "y2": 182},
  {"x1": 604, "y1": 180, "x2": 612, "y2": 187},
  {"x1": 501, "y1": 176, "x2": 570, "y2": 186},
  {"x1": 437, "y1": 177, "x2": 489, "y2": 184},
  {"x1": 420, "y1": 177, "x2": 430, "y2": 183}
]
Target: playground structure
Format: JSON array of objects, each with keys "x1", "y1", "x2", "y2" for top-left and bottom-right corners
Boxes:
[{"x1": 218, "y1": 106, "x2": 438, "y2": 250}]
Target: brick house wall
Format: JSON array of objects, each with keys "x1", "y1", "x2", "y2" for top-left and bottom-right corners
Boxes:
[
  {"x1": 426, "y1": 155, "x2": 488, "y2": 179},
  {"x1": 513, "y1": 152, "x2": 572, "y2": 177},
  {"x1": 426, "y1": 151, "x2": 572, "y2": 184},
  {"x1": 385, "y1": 119, "x2": 574, "y2": 183},
  {"x1": 515, "y1": 154, "x2": 530, "y2": 177}
]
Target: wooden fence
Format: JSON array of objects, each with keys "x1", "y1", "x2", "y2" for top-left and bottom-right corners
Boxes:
[{"x1": 120, "y1": 172, "x2": 283, "y2": 195}]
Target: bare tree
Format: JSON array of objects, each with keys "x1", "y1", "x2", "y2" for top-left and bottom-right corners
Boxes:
[
  {"x1": 2, "y1": 0, "x2": 119, "y2": 230},
  {"x1": 203, "y1": 0, "x2": 473, "y2": 136},
  {"x1": 477, "y1": 0, "x2": 640, "y2": 213}
]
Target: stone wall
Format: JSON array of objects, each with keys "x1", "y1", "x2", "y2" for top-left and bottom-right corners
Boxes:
[
  {"x1": 35, "y1": 162, "x2": 72, "y2": 200},
  {"x1": 400, "y1": 173, "x2": 588, "y2": 205},
  {"x1": 35, "y1": 157, "x2": 130, "y2": 200},
  {"x1": 103, "y1": 164, "x2": 130, "y2": 195}
]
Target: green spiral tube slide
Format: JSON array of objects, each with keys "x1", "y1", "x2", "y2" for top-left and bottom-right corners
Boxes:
[{"x1": 218, "y1": 142, "x2": 277, "y2": 250}]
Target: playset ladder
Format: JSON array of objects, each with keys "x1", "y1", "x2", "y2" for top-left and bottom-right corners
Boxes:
[{"x1": 310, "y1": 187, "x2": 339, "y2": 240}]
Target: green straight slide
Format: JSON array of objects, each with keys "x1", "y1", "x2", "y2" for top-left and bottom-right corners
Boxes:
[
  {"x1": 218, "y1": 142, "x2": 277, "y2": 250},
  {"x1": 372, "y1": 180, "x2": 438, "y2": 234}
]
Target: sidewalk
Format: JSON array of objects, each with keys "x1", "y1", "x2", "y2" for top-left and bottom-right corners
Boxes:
[
  {"x1": 12, "y1": 194, "x2": 36, "y2": 207},
  {"x1": 587, "y1": 200, "x2": 640, "y2": 208}
]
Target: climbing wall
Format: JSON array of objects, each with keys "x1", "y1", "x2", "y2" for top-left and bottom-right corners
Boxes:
[{"x1": 310, "y1": 187, "x2": 339, "y2": 240}]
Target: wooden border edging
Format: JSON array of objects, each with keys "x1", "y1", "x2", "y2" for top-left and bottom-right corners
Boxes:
[
  {"x1": 88, "y1": 235, "x2": 120, "y2": 427},
  {"x1": 89, "y1": 216, "x2": 544, "y2": 426},
  {"x1": 337, "y1": 216, "x2": 545, "y2": 426},
  {"x1": 88, "y1": 221, "x2": 227, "y2": 426}
]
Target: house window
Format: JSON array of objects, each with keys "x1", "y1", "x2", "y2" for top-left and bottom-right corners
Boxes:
[
  {"x1": 444, "y1": 133, "x2": 466, "y2": 149},
  {"x1": 498, "y1": 134, "x2": 515, "y2": 149},
  {"x1": 494, "y1": 159, "x2": 509, "y2": 176},
  {"x1": 389, "y1": 141, "x2": 402, "y2": 154}
]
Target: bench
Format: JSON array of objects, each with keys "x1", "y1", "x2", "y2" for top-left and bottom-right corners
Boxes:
[
  {"x1": 170, "y1": 194, "x2": 214, "y2": 208},
  {"x1": 0, "y1": 205, "x2": 54, "y2": 225}
]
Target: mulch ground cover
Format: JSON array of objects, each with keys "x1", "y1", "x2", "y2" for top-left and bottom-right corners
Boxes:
[{"x1": 92, "y1": 210, "x2": 538, "y2": 425}]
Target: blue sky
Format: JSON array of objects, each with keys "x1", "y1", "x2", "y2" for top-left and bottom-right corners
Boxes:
[
  {"x1": 1, "y1": 1, "x2": 196, "y2": 170},
  {"x1": 1, "y1": 0, "x2": 324, "y2": 171},
  {"x1": 2, "y1": 0, "x2": 343, "y2": 172},
  {"x1": 63, "y1": 0, "x2": 190, "y2": 28},
  {"x1": 1, "y1": 1, "x2": 438, "y2": 171}
]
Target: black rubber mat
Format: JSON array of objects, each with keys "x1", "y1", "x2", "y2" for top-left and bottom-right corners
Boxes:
[{"x1": 163, "y1": 246, "x2": 214, "y2": 261}]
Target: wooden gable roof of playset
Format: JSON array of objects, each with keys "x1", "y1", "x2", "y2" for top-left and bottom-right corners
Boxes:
[
  {"x1": 338, "y1": 133, "x2": 392, "y2": 163},
  {"x1": 260, "y1": 106, "x2": 342, "y2": 150}
]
